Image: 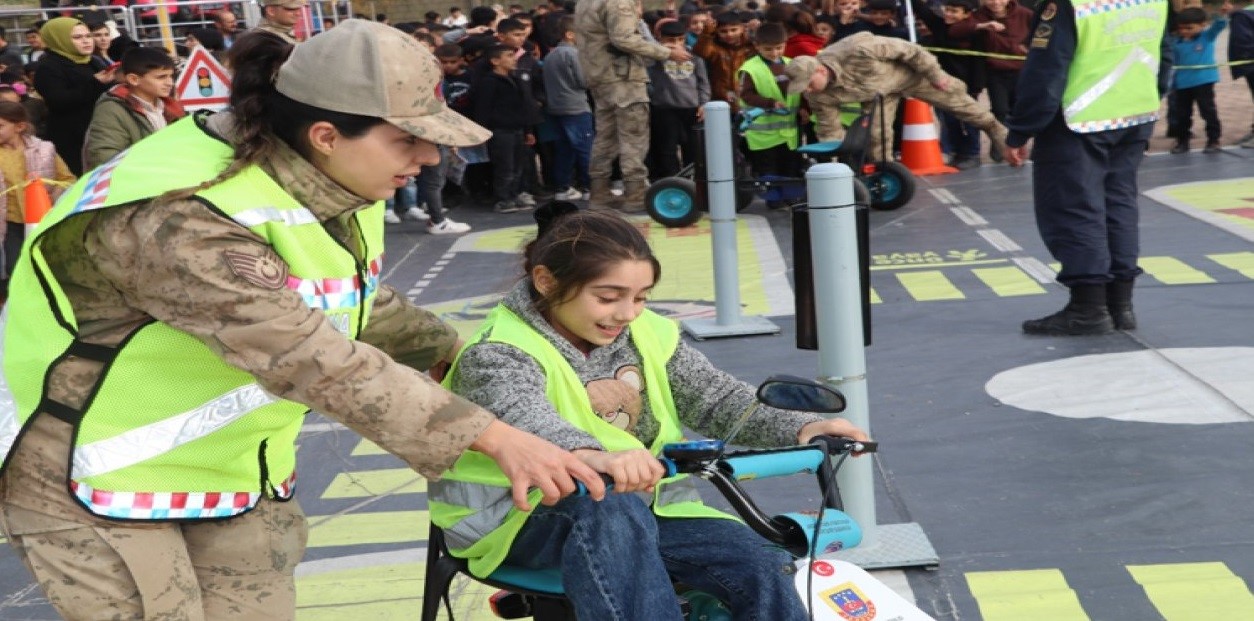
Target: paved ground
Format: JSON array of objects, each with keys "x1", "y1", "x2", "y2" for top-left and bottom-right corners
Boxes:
[{"x1": 0, "y1": 87, "x2": 1251, "y2": 621}]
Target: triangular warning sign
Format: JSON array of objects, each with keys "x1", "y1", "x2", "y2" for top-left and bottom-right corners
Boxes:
[{"x1": 176, "y1": 47, "x2": 231, "y2": 112}]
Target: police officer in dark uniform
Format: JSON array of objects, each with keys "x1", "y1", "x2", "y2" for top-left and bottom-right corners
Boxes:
[{"x1": 1002, "y1": 0, "x2": 1171, "y2": 336}]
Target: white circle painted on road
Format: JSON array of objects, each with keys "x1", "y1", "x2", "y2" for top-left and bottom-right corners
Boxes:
[{"x1": 986, "y1": 347, "x2": 1254, "y2": 424}]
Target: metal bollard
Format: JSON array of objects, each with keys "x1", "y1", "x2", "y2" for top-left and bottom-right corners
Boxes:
[
  {"x1": 806, "y1": 163, "x2": 937, "y2": 569},
  {"x1": 680, "y1": 101, "x2": 779, "y2": 340}
]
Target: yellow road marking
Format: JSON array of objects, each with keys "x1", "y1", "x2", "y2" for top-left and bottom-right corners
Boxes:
[
  {"x1": 296, "y1": 563, "x2": 499, "y2": 620},
  {"x1": 966, "y1": 569, "x2": 1088, "y2": 621},
  {"x1": 351, "y1": 438, "x2": 389, "y2": 456},
  {"x1": 870, "y1": 287, "x2": 881, "y2": 304},
  {"x1": 1139, "y1": 257, "x2": 1216, "y2": 285},
  {"x1": 897, "y1": 271, "x2": 965, "y2": 301},
  {"x1": 322, "y1": 469, "x2": 427, "y2": 499},
  {"x1": 307, "y1": 511, "x2": 429, "y2": 548},
  {"x1": 1208, "y1": 251, "x2": 1254, "y2": 279},
  {"x1": 973, "y1": 266, "x2": 1047, "y2": 297},
  {"x1": 1127, "y1": 562, "x2": 1254, "y2": 620}
]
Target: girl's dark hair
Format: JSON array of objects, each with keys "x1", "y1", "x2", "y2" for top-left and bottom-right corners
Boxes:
[
  {"x1": 164, "y1": 31, "x2": 385, "y2": 200},
  {"x1": 524, "y1": 207, "x2": 662, "y2": 315},
  {"x1": 0, "y1": 101, "x2": 30, "y2": 126}
]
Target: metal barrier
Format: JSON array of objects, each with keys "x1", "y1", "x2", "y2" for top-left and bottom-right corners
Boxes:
[{"x1": 4, "y1": 0, "x2": 353, "y2": 59}]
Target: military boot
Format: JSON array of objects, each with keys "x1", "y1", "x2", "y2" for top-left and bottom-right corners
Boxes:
[
  {"x1": 618, "y1": 179, "x2": 649, "y2": 213},
  {"x1": 1106, "y1": 279, "x2": 1136, "y2": 331},
  {"x1": 587, "y1": 178, "x2": 620, "y2": 210},
  {"x1": 1022, "y1": 284, "x2": 1115, "y2": 336}
]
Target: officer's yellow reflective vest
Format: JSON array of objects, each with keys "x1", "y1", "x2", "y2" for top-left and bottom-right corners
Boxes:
[
  {"x1": 0, "y1": 114, "x2": 385, "y2": 520},
  {"x1": 738, "y1": 55, "x2": 802, "y2": 150},
  {"x1": 429, "y1": 305, "x2": 736, "y2": 577},
  {"x1": 1061, "y1": 0, "x2": 1168, "y2": 132}
]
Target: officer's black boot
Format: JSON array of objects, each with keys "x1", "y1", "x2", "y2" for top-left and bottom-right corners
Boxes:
[
  {"x1": 1106, "y1": 279, "x2": 1136, "y2": 330},
  {"x1": 1022, "y1": 284, "x2": 1115, "y2": 336}
]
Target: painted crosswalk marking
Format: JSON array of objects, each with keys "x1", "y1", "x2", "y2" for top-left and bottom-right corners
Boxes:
[
  {"x1": 973, "y1": 266, "x2": 1048, "y2": 297},
  {"x1": 1203, "y1": 251, "x2": 1254, "y2": 279},
  {"x1": 1138, "y1": 256, "x2": 1217, "y2": 285},
  {"x1": 1128, "y1": 562, "x2": 1254, "y2": 620},
  {"x1": 965, "y1": 569, "x2": 1088, "y2": 620},
  {"x1": 868, "y1": 254, "x2": 1250, "y2": 304},
  {"x1": 896, "y1": 270, "x2": 965, "y2": 301}
]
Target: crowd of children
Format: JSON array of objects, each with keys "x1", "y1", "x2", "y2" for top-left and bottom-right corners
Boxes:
[{"x1": 4, "y1": 0, "x2": 1250, "y2": 241}]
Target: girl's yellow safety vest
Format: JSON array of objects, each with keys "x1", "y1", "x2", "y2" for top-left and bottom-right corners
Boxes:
[{"x1": 429, "y1": 304, "x2": 735, "y2": 577}]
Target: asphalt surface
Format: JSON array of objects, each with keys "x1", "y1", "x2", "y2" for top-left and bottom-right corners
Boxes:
[{"x1": 1, "y1": 141, "x2": 1252, "y2": 620}]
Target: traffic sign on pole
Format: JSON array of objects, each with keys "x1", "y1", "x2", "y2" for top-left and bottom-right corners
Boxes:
[{"x1": 175, "y1": 47, "x2": 231, "y2": 112}]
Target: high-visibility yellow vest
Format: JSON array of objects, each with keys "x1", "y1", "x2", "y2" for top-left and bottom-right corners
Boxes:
[
  {"x1": 429, "y1": 305, "x2": 735, "y2": 577},
  {"x1": 1061, "y1": 0, "x2": 1167, "y2": 132},
  {"x1": 738, "y1": 55, "x2": 802, "y2": 150},
  {"x1": 0, "y1": 114, "x2": 385, "y2": 520}
]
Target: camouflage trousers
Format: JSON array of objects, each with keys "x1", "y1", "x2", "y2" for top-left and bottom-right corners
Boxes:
[
  {"x1": 0, "y1": 497, "x2": 307, "y2": 620},
  {"x1": 589, "y1": 84, "x2": 651, "y2": 184}
]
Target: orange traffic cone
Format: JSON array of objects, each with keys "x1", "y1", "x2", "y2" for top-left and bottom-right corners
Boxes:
[
  {"x1": 24, "y1": 176, "x2": 53, "y2": 235},
  {"x1": 899, "y1": 99, "x2": 957, "y2": 176}
]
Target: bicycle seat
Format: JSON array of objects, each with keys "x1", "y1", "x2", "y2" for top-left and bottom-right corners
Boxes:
[{"x1": 796, "y1": 141, "x2": 844, "y2": 155}]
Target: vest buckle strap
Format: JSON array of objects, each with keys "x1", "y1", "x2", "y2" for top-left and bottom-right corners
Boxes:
[
  {"x1": 66, "y1": 340, "x2": 120, "y2": 363},
  {"x1": 38, "y1": 397, "x2": 84, "y2": 425}
]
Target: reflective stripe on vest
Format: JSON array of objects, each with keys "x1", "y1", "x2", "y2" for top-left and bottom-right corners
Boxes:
[
  {"x1": 738, "y1": 55, "x2": 802, "y2": 150},
  {"x1": 429, "y1": 305, "x2": 735, "y2": 577},
  {"x1": 69, "y1": 470, "x2": 296, "y2": 520},
  {"x1": 1061, "y1": 0, "x2": 1166, "y2": 133},
  {"x1": 0, "y1": 115, "x2": 385, "y2": 520}
]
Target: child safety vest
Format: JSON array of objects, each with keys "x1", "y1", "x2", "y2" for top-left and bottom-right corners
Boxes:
[
  {"x1": 1061, "y1": 0, "x2": 1167, "y2": 132},
  {"x1": 738, "y1": 55, "x2": 802, "y2": 150},
  {"x1": 0, "y1": 115, "x2": 385, "y2": 521},
  {"x1": 428, "y1": 305, "x2": 736, "y2": 577}
]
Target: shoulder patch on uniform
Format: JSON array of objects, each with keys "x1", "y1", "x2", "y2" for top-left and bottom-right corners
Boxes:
[
  {"x1": 1040, "y1": 2, "x2": 1056, "y2": 20},
  {"x1": 224, "y1": 249, "x2": 289, "y2": 289}
]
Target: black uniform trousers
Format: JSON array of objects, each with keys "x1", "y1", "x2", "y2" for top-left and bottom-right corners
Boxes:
[{"x1": 1031, "y1": 113, "x2": 1152, "y2": 287}]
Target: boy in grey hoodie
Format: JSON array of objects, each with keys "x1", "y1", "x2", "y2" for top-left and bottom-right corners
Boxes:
[
  {"x1": 542, "y1": 16, "x2": 593, "y2": 200},
  {"x1": 647, "y1": 19, "x2": 710, "y2": 179}
]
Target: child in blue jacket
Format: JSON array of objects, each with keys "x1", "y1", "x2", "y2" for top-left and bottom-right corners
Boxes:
[{"x1": 1170, "y1": 4, "x2": 1231, "y2": 154}]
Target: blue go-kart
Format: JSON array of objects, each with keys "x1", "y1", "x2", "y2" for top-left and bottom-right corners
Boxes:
[{"x1": 645, "y1": 98, "x2": 916, "y2": 228}]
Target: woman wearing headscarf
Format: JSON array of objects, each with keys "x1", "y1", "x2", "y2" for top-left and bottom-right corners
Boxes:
[{"x1": 32, "y1": 17, "x2": 117, "y2": 175}]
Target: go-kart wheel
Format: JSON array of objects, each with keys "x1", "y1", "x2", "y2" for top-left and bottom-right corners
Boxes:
[
  {"x1": 865, "y1": 161, "x2": 916, "y2": 211},
  {"x1": 645, "y1": 177, "x2": 701, "y2": 228},
  {"x1": 853, "y1": 178, "x2": 871, "y2": 207}
]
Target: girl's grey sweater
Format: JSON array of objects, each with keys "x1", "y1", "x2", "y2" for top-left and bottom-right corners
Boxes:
[{"x1": 450, "y1": 281, "x2": 824, "y2": 451}]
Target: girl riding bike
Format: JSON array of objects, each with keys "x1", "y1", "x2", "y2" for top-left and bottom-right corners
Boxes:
[{"x1": 429, "y1": 204, "x2": 869, "y2": 620}]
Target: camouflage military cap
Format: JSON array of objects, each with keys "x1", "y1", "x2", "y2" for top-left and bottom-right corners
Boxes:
[
  {"x1": 261, "y1": 0, "x2": 307, "y2": 8},
  {"x1": 274, "y1": 19, "x2": 491, "y2": 146},
  {"x1": 784, "y1": 55, "x2": 821, "y2": 95}
]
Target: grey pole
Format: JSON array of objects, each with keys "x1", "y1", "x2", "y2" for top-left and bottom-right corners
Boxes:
[
  {"x1": 681, "y1": 101, "x2": 779, "y2": 340},
  {"x1": 805, "y1": 163, "x2": 938, "y2": 569},
  {"x1": 805, "y1": 163, "x2": 875, "y2": 540}
]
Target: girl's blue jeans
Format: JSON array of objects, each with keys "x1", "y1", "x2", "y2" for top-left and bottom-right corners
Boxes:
[{"x1": 502, "y1": 493, "x2": 807, "y2": 621}]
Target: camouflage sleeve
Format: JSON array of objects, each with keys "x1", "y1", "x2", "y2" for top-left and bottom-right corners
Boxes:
[
  {"x1": 358, "y1": 284, "x2": 459, "y2": 372},
  {"x1": 806, "y1": 90, "x2": 848, "y2": 142},
  {"x1": 605, "y1": 0, "x2": 671, "y2": 61},
  {"x1": 871, "y1": 36, "x2": 946, "y2": 83},
  {"x1": 85, "y1": 200, "x2": 495, "y2": 479}
]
